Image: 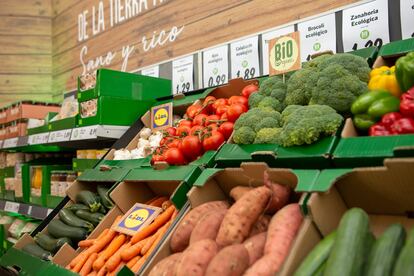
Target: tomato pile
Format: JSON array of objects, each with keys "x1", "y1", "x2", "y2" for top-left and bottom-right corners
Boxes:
[{"x1": 151, "y1": 84, "x2": 258, "y2": 165}]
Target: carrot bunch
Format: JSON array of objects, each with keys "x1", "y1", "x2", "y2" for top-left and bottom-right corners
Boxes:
[{"x1": 68, "y1": 197, "x2": 177, "y2": 276}]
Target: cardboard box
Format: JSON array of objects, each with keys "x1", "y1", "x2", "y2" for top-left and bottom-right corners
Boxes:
[
  {"x1": 0, "y1": 108, "x2": 6, "y2": 124},
  {"x1": 139, "y1": 163, "x2": 320, "y2": 276},
  {"x1": 6, "y1": 102, "x2": 60, "y2": 123}
]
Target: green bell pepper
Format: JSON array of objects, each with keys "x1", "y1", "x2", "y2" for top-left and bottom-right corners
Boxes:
[
  {"x1": 351, "y1": 90, "x2": 391, "y2": 115},
  {"x1": 367, "y1": 96, "x2": 400, "y2": 118},
  {"x1": 353, "y1": 114, "x2": 377, "y2": 130},
  {"x1": 396, "y1": 52, "x2": 414, "y2": 92}
]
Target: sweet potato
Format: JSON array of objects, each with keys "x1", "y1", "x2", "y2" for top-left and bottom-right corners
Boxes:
[
  {"x1": 148, "y1": 253, "x2": 182, "y2": 276},
  {"x1": 216, "y1": 187, "x2": 271, "y2": 247},
  {"x1": 263, "y1": 171, "x2": 291, "y2": 214},
  {"x1": 243, "y1": 232, "x2": 266, "y2": 265},
  {"x1": 175, "y1": 239, "x2": 218, "y2": 276},
  {"x1": 249, "y1": 215, "x2": 271, "y2": 237},
  {"x1": 205, "y1": 244, "x2": 250, "y2": 276},
  {"x1": 170, "y1": 201, "x2": 229, "y2": 252},
  {"x1": 243, "y1": 254, "x2": 279, "y2": 276},
  {"x1": 190, "y1": 209, "x2": 227, "y2": 245},
  {"x1": 229, "y1": 186, "x2": 253, "y2": 202}
]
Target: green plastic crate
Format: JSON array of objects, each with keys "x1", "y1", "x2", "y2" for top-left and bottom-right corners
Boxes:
[
  {"x1": 48, "y1": 116, "x2": 77, "y2": 131},
  {"x1": 73, "y1": 158, "x2": 99, "y2": 172}
]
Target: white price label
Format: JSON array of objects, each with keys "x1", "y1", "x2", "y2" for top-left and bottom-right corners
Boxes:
[
  {"x1": 47, "y1": 209, "x2": 53, "y2": 216},
  {"x1": 48, "y1": 129, "x2": 72, "y2": 143},
  {"x1": 172, "y1": 55, "x2": 194, "y2": 95},
  {"x1": 298, "y1": 13, "x2": 337, "y2": 62},
  {"x1": 0, "y1": 140, "x2": 3, "y2": 149},
  {"x1": 262, "y1": 25, "x2": 295, "y2": 75},
  {"x1": 28, "y1": 133, "x2": 50, "y2": 145},
  {"x1": 71, "y1": 125, "x2": 98, "y2": 140},
  {"x1": 4, "y1": 201, "x2": 19, "y2": 213},
  {"x1": 203, "y1": 45, "x2": 229, "y2": 88},
  {"x1": 401, "y1": 0, "x2": 414, "y2": 39},
  {"x1": 141, "y1": 66, "x2": 160, "y2": 78},
  {"x1": 27, "y1": 206, "x2": 33, "y2": 216},
  {"x1": 3, "y1": 138, "x2": 18, "y2": 148},
  {"x1": 230, "y1": 36, "x2": 260, "y2": 79},
  {"x1": 342, "y1": 0, "x2": 389, "y2": 52}
]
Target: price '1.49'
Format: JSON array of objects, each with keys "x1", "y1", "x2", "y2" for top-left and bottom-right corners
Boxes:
[
  {"x1": 236, "y1": 68, "x2": 255, "y2": 80},
  {"x1": 208, "y1": 74, "x2": 226, "y2": 87},
  {"x1": 176, "y1": 82, "x2": 191, "y2": 94}
]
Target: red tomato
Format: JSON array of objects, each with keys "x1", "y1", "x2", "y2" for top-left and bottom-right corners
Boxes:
[
  {"x1": 151, "y1": 153, "x2": 166, "y2": 164},
  {"x1": 215, "y1": 105, "x2": 229, "y2": 116},
  {"x1": 226, "y1": 104, "x2": 247, "y2": 122},
  {"x1": 164, "y1": 148, "x2": 187, "y2": 165},
  {"x1": 179, "y1": 120, "x2": 193, "y2": 128},
  {"x1": 190, "y1": 125, "x2": 204, "y2": 136},
  {"x1": 176, "y1": 125, "x2": 191, "y2": 137},
  {"x1": 241, "y1": 84, "x2": 259, "y2": 98},
  {"x1": 203, "y1": 131, "x2": 225, "y2": 151},
  {"x1": 218, "y1": 122, "x2": 234, "y2": 140},
  {"x1": 204, "y1": 123, "x2": 218, "y2": 133},
  {"x1": 193, "y1": 114, "x2": 209, "y2": 126},
  {"x1": 166, "y1": 138, "x2": 181, "y2": 148},
  {"x1": 221, "y1": 113, "x2": 228, "y2": 120},
  {"x1": 229, "y1": 96, "x2": 248, "y2": 107},
  {"x1": 180, "y1": 135, "x2": 203, "y2": 161},
  {"x1": 212, "y1": 98, "x2": 228, "y2": 111},
  {"x1": 204, "y1": 96, "x2": 217, "y2": 112},
  {"x1": 186, "y1": 104, "x2": 203, "y2": 119},
  {"x1": 164, "y1": 127, "x2": 176, "y2": 137},
  {"x1": 206, "y1": 114, "x2": 220, "y2": 125}
]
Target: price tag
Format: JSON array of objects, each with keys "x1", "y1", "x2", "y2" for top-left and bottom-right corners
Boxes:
[
  {"x1": 28, "y1": 133, "x2": 50, "y2": 145},
  {"x1": 203, "y1": 45, "x2": 229, "y2": 88},
  {"x1": 47, "y1": 209, "x2": 53, "y2": 216},
  {"x1": 48, "y1": 129, "x2": 72, "y2": 143},
  {"x1": 71, "y1": 125, "x2": 98, "y2": 140},
  {"x1": 261, "y1": 25, "x2": 295, "y2": 75},
  {"x1": 230, "y1": 36, "x2": 260, "y2": 79},
  {"x1": 269, "y1": 32, "x2": 301, "y2": 76},
  {"x1": 342, "y1": 0, "x2": 389, "y2": 52},
  {"x1": 141, "y1": 66, "x2": 160, "y2": 78},
  {"x1": 298, "y1": 13, "x2": 336, "y2": 62},
  {"x1": 4, "y1": 201, "x2": 19, "y2": 213},
  {"x1": 400, "y1": 0, "x2": 414, "y2": 39},
  {"x1": 3, "y1": 138, "x2": 18, "y2": 148},
  {"x1": 172, "y1": 55, "x2": 194, "y2": 95}
]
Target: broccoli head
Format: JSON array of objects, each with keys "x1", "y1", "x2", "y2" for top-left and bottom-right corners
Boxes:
[
  {"x1": 303, "y1": 54, "x2": 333, "y2": 70},
  {"x1": 258, "y1": 76, "x2": 287, "y2": 102},
  {"x1": 233, "y1": 126, "x2": 256, "y2": 144},
  {"x1": 318, "y1": 53, "x2": 370, "y2": 83},
  {"x1": 257, "y1": 96, "x2": 284, "y2": 112},
  {"x1": 285, "y1": 68, "x2": 319, "y2": 105},
  {"x1": 234, "y1": 111, "x2": 261, "y2": 130},
  {"x1": 254, "y1": 128, "x2": 283, "y2": 144},
  {"x1": 310, "y1": 64, "x2": 367, "y2": 113},
  {"x1": 248, "y1": 92, "x2": 264, "y2": 108},
  {"x1": 254, "y1": 117, "x2": 282, "y2": 132}
]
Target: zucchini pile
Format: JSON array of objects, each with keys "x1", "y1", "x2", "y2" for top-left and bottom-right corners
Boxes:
[
  {"x1": 294, "y1": 208, "x2": 414, "y2": 276},
  {"x1": 23, "y1": 186, "x2": 113, "y2": 260}
]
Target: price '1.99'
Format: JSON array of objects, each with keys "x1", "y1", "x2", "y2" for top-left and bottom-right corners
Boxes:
[
  {"x1": 236, "y1": 68, "x2": 255, "y2": 80},
  {"x1": 176, "y1": 82, "x2": 191, "y2": 94}
]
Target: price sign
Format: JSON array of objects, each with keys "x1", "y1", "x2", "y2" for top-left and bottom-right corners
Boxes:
[
  {"x1": 230, "y1": 36, "x2": 260, "y2": 79},
  {"x1": 261, "y1": 25, "x2": 295, "y2": 75},
  {"x1": 342, "y1": 0, "x2": 389, "y2": 52},
  {"x1": 3, "y1": 138, "x2": 18, "y2": 148},
  {"x1": 150, "y1": 103, "x2": 173, "y2": 131},
  {"x1": 400, "y1": 0, "x2": 414, "y2": 39},
  {"x1": 27, "y1": 206, "x2": 33, "y2": 216},
  {"x1": 0, "y1": 140, "x2": 3, "y2": 149},
  {"x1": 47, "y1": 209, "x2": 53, "y2": 216},
  {"x1": 141, "y1": 66, "x2": 160, "y2": 78},
  {"x1": 71, "y1": 125, "x2": 98, "y2": 140},
  {"x1": 269, "y1": 32, "x2": 301, "y2": 76},
  {"x1": 172, "y1": 55, "x2": 194, "y2": 95},
  {"x1": 4, "y1": 201, "x2": 19, "y2": 213},
  {"x1": 48, "y1": 129, "x2": 72, "y2": 143},
  {"x1": 203, "y1": 45, "x2": 229, "y2": 88},
  {"x1": 298, "y1": 13, "x2": 336, "y2": 62},
  {"x1": 28, "y1": 133, "x2": 50, "y2": 145}
]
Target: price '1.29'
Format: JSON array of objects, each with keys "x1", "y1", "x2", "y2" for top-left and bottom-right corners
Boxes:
[
  {"x1": 236, "y1": 68, "x2": 255, "y2": 80},
  {"x1": 176, "y1": 82, "x2": 191, "y2": 94},
  {"x1": 208, "y1": 74, "x2": 226, "y2": 87}
]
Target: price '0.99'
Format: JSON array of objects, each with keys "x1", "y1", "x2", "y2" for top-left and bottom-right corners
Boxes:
[
  {"x1": 208, "y1": 74, "x2": 226, "y2": 87},
  {"x1": 236, "y1": 68, "x2": 256, "y2": 80},
  {"x1": 352, "y1": 38, "x2": 383, "y2": 51},
  {"x1": 176, "y1": 82, "x2": 191, "y2": 94}
]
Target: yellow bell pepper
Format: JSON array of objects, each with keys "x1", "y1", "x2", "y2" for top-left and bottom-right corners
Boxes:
[{"x1": 368, "y1": 66, "x2": 402, "y2": 97}]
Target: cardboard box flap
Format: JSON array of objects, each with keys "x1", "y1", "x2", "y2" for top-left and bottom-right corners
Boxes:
[
  {"x1": 292, "y1": 169, "x2": 321, "y2": 192},
  {"x1": 193, "y1": 169, "x2": 223, "y2": 187},
  {"x1": 379, "y1": 37, "x2": 414, "y2": 57},
  {"x1": 124, "y1": 166, "x2": 201, "y2": 183},
  {"x1": 170, "y1": 181, "x2": 192, "y2": 209},
  {"x1": 307, "y1": 169, "x2": 353, "y2": 192},
  {"x1": 77, "y1": 167, "x2": 130, "y2": 182}
]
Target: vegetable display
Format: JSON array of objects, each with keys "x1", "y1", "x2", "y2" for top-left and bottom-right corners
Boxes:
[{"x1": 395, "y1": 51, "x2": 414, "y2": 92}]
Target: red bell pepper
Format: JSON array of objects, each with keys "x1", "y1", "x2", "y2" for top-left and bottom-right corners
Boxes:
[
  {"x1": 380, "y1": 112, "x2": 403, "y2": 128},
  {"x1": 369, "y1": 123, "x2": 392, "y2": 136},
  {"x1": 400, "y1": 86, "x2": 414, "y2": 117},
  {"x1": 390, "y1": 117, "x2": 414, "y2": 134}
]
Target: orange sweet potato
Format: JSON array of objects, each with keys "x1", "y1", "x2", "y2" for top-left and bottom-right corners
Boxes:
[
  {"x1": 243, "y1": 232, "x2": 267, "y2": 265},
  {"x1": 205, "y1": 244, "x2": 250, "y2": 276},
  {"x1": 148, "y1": 252, "x2": 182, "y2": 276},
  {"x1": 263, "y1": 171, "x2": 291, "y2": 214},
  {"x1": 190, "y1": 209, "x2": 227, "y2": 245}
]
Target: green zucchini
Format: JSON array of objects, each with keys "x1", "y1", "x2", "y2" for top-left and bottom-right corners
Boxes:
[
  {"x1": 294, "y1": 231, "x2": 336, "y2": 276},
  {"x1": 67, "y1": 203, "x2": 90, "y2": 212},
  {"x1": 313, "y1": 261, "x2": 326, "y2": 276},
  {"x1": 47, "y1": 219, "x2": 88, "y2": 243},
  {"x1": 75, "y1": 210, "x2": 105, "y2": 226},
  {"x1": 324, "y1": 208, "x2": 370, "y2": 276},
  {"x1": 365, "y1": 224, "x2": 405, "y2": 276},
  {"x1": 97, "y1": 185, "x2": 113, "y2": 209},
  {"x1": 34, "y1": 233, "x2": 72, "y2": 253},
  {"x1": 392, "y1": 227, "x2": 414, "y2": 276},
  {"x1": 21, "y1": 243, "x2": 52, "y2": 261},
  {"x1": 99, "y1": 204, "x2": 108, "y2": 214},
  {"x1": 59, "y1": 209, "x2": 94, "y2": 232},
  {"x1": 76, "y1": 191, "x2": 101, "y2": 213}
]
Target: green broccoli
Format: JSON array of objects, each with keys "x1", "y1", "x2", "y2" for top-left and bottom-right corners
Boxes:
[
  {"x1": 310, "y1": 64, "x2": 368, "y2": 113},
  {"x1": 258, "y1": 76, "x2": 287, "y2": 102},
  {"x1": 233, "y1": 126, "x2": 256, "y2": 144},
  {"x1": 318, "y1": 53, "x2": 370, "y2": 83},
  {"x1": 248, "y1": 92, "x2": 264, "y2": 108},
  {"x1": 257, "y1": 96, "x2": 284, "y2": 112},
  {"x1": 285, "y1": 68, "x2": 319, "y2": 105},
  {"x1": 254, "y1": 128, "x2": 283, "y2": 144},
  {"x1": 303, "y1": 54, "x2": 333, "y2": 69},
  {"x1": 254, "y1": 117, "x2": 281, "y2": 132},
  {"x1": 234, "y1": 111, "x2": 261, "y2": 130},
  {"x1": 281, "y1": 105, "x2": 302, "y2": 122}
]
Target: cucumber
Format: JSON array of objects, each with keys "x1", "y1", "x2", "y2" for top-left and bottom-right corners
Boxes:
[
  {"x1": 67, "y1": 203, "x2": 90, "y2": 212},
  {"x1": 392, "y1": 227, "x2": 414, "y2": 276},
  {"x1": 313, "y1": 261, "x2": 326, "y2": 276},
  {"x1": 59, "y1": 208, "x2": 94, "y2": 232},
  {"x1": 99, "y1": 204, "x2": 108, "y2": 214},
  {"x1": 76, "y1": 190, "x2": 101, "y2": 213},
  {"x1": 294, "y1": 231, "x2": 336, "y2": 276},
  {"x1": 21, "y1": 243, "x2": 52, "y2": 261},
  {"x1": 97, "y1": 185, "x2": 113, "y2": 209},
  {"x1": 47, "y1": 219, "x2": 88, "y2": 243},
  {"x1": 34, "y1": 233, "x2": 72, "y2": 253},
  {"x1": 324, "y1": 208, "x2": 370, "y2": 276},
  {"x1": 365, "y1": 224, "x2": 405, "y2": 276},
  {"x1": 75, "y1": 210, "x2": 105, "y2": 226}
]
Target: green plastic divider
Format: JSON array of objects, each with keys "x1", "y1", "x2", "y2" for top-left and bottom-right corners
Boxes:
[
  {"x1": 78, "y1": 167, "x2": 130, "y2": 182},
  {"x1": 48, "y1": 116, "x2": 77, "y2": 131},
  {"x1": 307, "y1": 169, "x2": 353, "y2": 192},
  {"x1": 73, "y1": 158, "x2": 100, "y2": 172},
  {"x1": 379, "y1": 37, "x2": 414, "y2": 57}
]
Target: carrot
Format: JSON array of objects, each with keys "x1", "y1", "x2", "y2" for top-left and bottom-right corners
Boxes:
[
  {"x1": 87, "y1": 271, "x2": 97, "y2": 276},
  {"x1": 145, "y1": 196, "x2": 160, "y2": 205},
  {"x1": 144, "y1": 221, "x2": 171, "y2": 257},
  {"x1": 131, "y1": 205, "x2": 175, "y2": 244},
  {"x1": 171, "y1": 208, "x2": 179, "y2": 220},
  {"x1": 127, "y1": 255, "x2": 141, "y2": 269},
  {"x1": 131, "y1": 255, "x2": 148, "y2": 273},
  {"x1": 161, "y1": 200, "x2": 172, "y2": 210},
  {"x1": 121, "y1": 236, "x2": 150, "y2": 261},
  {"x1": 149, "y1": 196, "x2": 169, "y2": 207},
  {"x1": 96, "y1": 265, "x2": 106, "y2": 276},
  {"x1": 141, "y1": 231, "x2": 161, "y2": 255},
  {"x1": 79, "y1": 252, "x2": 98, "y2": 276},
  {"x1": 78, "y1": 239, "x2": 95, "y2": 248},
  {"x1": 108, "y1": 261, "x2": 126, "y2": 276},
  {"x1": 106, "y1": 242, "x2": 131, "y2": 272},
  {"x1": 93, "y1": 234, "x2": 126, "y2": 271}
]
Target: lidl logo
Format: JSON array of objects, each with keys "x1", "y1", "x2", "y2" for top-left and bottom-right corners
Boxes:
[
  {"x1": 124, "y1": 209, "x2": 150, "y2": 228},
  {"x1": 154, "y1": 108, "x2": 169, "y2": 127},
  {"x1": 151, "y1": 103, "x2": 173, "y2": 131}
]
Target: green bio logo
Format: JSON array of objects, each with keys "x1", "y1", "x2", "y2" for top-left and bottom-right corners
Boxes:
[
  {"x1": 242, "y1": 60, "x2": 249, "y2": 68},
  {"x1": 313, "y1": 42, "x2": 321, "y2": 51},
  {"x1": 360, "y1": 30, "x2": 370, "y2": 39},
  {"x1": 213, "y1": 68, "x2": 218, "y2": 75}
]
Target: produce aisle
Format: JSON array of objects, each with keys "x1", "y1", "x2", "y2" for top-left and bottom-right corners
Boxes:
[{"x1": 0, "y1": 0, "x2": 414, "y2": 275}]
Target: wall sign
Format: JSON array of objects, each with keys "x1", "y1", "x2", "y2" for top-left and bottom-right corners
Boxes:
[
  {"x1": 400, "y1": 0, "x2": 414, "y2": 39},
  {"x1": 342, "y1": 0, "x2": 389, "y2": 52},
  {"x1": 172, "y1": 55, "x2": 194, "y2": 95},
  {"x1": 261, "y1": 26, "x2": 295, "y2": 75},
  {"x1": 141, "y1": 66, "x2": 160, "y2": 78},
  {"x1": 269, "y1": 32, "x2": 301, "y2": 76},
  {"x1": 230, "y1": 36, "x2": 260, "y2": 80},
  {"x1": 298, "y1": 13, "x2": 336, "y2": 61},
  {"x1": 151, "y1": 102, "x2": 173, "y2": 131},
  {"x1": 203, "y1": 45, "x2": 229, "y2": 88}
]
